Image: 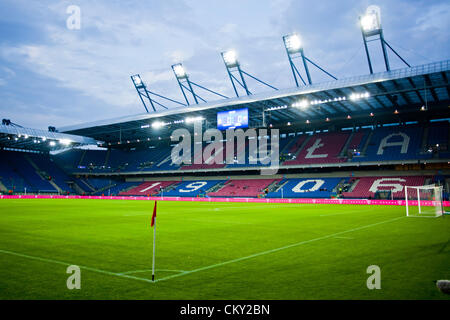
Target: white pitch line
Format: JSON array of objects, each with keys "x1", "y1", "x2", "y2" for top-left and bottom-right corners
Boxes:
[
  {"x1": 0, "y1": 249, "x2": 155, "y2": 284},
  {"x1": 118, "y1": 269, "x2": 186, "y2": 275},
  {"x1": 154, "y1": 216, "x2": 404, "y2": 283}
]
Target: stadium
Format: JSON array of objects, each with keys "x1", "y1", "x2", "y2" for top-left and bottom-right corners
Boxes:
[{"x1": 0, "y1": 2, "x2": 449, "y2": 303}]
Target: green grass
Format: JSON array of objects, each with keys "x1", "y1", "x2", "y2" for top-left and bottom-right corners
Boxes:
[{"x1": 0, "y1": 199, "x2": 449, "y2": 300}]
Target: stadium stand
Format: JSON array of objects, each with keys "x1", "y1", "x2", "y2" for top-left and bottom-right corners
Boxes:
[
  {"x1": 208, "y1": 179, "x2": 280, "y2": 197},
  {"x1": 44, "y1": 123, "x2": 450, "y2": 175},
  {"x1": 52, "y1": 149, "x2": 85, "y2": 172},
  {"x1": 354, "y1": 125, "x2": 430, "y2": 162},
  {"x1": 0, "y1": 155, "x2": 27, "y2": 192},
  {"x1": 267, "y1": 177, "x2": 343, "y2": 198},
  {"x1": 1, "y1": 121, "x2": 448, "y2": 199},
  {"x1": 27, "y1": 153, "x2": 74, "y2": 193},
  {"x1": 426, "y1": 121, "x2": 449, "y2": 157},
  {"x1": 181, "y1": 143, "x2": 226, "y2": 170},
  {"x1": 283, "y1": 132, "x2": 349, "y2": 165},
  {"x1": 93, "y1": 182, "x2": 138, "y2": 196},
  {"x1": 0, "y1": 151, "x2": 56, "y2": 193},
  {"x1": 164, "y1": 180, "x2": 224, "y2": 197},
  {"x1": 119, "y1": 181, "x2": 178, "y2": 196},
  {"x1": 342, "y1": 176, "x2": 429, "y2": 199}
]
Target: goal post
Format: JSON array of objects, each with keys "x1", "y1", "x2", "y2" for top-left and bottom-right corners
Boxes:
[{"x1": 405, "y1": 185, "x2": 444, "y2": 217}]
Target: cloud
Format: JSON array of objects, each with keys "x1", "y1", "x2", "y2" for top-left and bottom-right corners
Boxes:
[
  {"x1": 0, "y1": 0, "x2": 448, "y2": 129},
  {"x1": 414, "y1": 3, "x2": 450, "y2": 43},
  {"x1": 1, "y1": 1, "x2": 215, "y2": 115}
]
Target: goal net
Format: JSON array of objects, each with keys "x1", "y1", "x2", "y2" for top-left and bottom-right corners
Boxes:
[{"x1": 405, "y1": 185, "x2": 444, "y2": 217}]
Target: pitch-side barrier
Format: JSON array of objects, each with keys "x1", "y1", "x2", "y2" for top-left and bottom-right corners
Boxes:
[{"x1": 1, "y1": 194, "x2": 449, "y2": 207}]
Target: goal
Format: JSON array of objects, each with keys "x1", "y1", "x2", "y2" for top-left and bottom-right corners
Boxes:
[{"x1": 405, "y1": 185, "x2": 444, "y2": 217}]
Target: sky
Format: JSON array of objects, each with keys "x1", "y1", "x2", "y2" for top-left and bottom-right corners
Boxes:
[{"x1": 0, "y1": 0, "x2": 449, "y2": 129}]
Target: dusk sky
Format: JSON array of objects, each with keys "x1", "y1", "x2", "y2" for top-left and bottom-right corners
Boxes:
[{"x1": 0, "y1": 0, "x2": 449, "y2": 129}]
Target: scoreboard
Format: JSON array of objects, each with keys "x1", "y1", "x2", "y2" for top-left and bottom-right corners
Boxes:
[{"x1": 217, "y1": 108, "x2": 249, "y2": 130}]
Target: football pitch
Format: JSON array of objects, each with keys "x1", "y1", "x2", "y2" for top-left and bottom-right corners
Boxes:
[{"x1": 0, "y1": 199, "x2": 449, "y2": 300}]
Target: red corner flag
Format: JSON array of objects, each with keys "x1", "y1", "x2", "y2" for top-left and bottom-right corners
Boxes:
[{"x1": 151, "y1": 201, "x2": 157, "y2": 227}]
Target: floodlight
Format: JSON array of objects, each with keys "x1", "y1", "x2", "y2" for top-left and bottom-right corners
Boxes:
[
  {"x1": 172, "y1": 64, "x2": 186, "y2": 79},
  {"x1": 131, "y1": 74, "x2": 143, "y2": 86},
  {"x1": 49, "y1": 141, "x2": 56, "y2": 147},
  {"x1": 60, "y1": 139, "x2": 71, "y2": 145},
  {"x1": 185, "y1": 116, "x2": 204, "y2": 124},
  {"x1": 152, "y1": 121, "x2": 165, "y2": 129},
  {"x1": 222, "y1": 50, "x2": 238, "y2": 67},
  {"x1": 361, "y1": 5, "x2": 381, "y2": 33},
  {"x1": 284, "y1": 33, "x2": 302, "y2": 54}
]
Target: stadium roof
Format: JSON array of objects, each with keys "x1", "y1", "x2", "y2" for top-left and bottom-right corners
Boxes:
[
  {"x1": 0, "y1": 124, "x2": 99, "y2": 152},
  {"x1": 59, "y1": 60, "x2": 450, "y2": 144}
]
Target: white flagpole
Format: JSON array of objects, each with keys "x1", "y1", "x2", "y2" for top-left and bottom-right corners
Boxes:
[{"x1": 152, "y1": 221, "x2": 156, "y2": 282}]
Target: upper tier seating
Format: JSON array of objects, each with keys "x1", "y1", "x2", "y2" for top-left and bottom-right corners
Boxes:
[
  {"x1": 266, "y1": 177, "x2": 343, "y2": 198},
  {"x1": 208, "y1": 179, "x2": 279, "y2": 197},
  {"x1": 181, "y1": 142, "x2": 227, "y2": 170},
  {"x1": 109, "y1": 146, "x2": 176, "y2": 172},
  {"x1": 342, "y1": 176, "x2": 428, "y2": 199},
  {"x1": 354, "y1": 125, "x2": 430, "y2": 162},
  {"x1": 283, "y1": 132, "x2": 350, "y2": 165},
  {"x1": 427, "y1": 121, "x2": 449, "y2": 152},
  {"x1": 53, "y1": 149, "x2": 85, "y2": 172},
  {"x1": 2, "y1": 122, "x2": 446, "y2": 191},
  {"x1": 286, "y1": 135, "x2": 308, "y2": 154},
  {"x1": 346, "y1": 131, "x2": 367, "y2": 151},
  {"x1": 80, "y1": 150, "x2": 107, "y2": 168}
]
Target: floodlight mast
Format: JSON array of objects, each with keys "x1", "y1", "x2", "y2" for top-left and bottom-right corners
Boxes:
[
  {"x1": 359, "y1": 6, "x2": 410, "y2": 74},
  {"x1": 171, "y1": 63, "x2": 229, "y2": 105},
  {"x1": 171, "y1": 63, "x2": 199, "y2": 105},
  {"x1": 221, "y1": 50, "x2": 250, "y2": 97},
  {"x1": 283, "y1": 34, "x2": 310, "y2": 86},
  {"x1": 221, "y1": 50, "x2": 278, "y2": 97},
  {"x1": 130, "y1": 74, "x2": 186, "y2": 112},
  {"x1": 131, "y1": 74, "x2": 154, "y2": 112},
  {"x1": 283, "y1": 33, "x2": 337, "y2": 87}
]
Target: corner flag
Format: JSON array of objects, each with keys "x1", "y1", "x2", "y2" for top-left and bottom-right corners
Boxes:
[
  {"x1": 151, "y1": 201, "x2": 157, "y2": 227},
  {"x1": 151, "y1": 200, "x2": 157, "y2": 281}
]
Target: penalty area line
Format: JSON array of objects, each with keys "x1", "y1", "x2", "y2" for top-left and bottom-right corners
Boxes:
[{"x1": 155, "y1": 216, "x2": 405, "y2": 283}]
